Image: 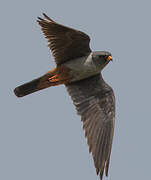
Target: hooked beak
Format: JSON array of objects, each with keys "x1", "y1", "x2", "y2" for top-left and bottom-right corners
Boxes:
[{"x1": 107, "y1": 56, "x2": 112, "y2": 61}]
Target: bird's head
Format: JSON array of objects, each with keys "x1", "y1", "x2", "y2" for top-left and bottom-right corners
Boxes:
[{"x1": 92, "y1": 51, "x2": 112, "y2": 70}]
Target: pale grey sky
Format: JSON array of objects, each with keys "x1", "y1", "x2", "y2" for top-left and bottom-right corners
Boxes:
[{"x1": 1, "y1": 0, "x2": 151, "y2": 179}]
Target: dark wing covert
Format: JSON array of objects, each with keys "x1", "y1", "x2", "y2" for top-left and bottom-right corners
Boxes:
[{"x1": 37, "y1": 13, "x2": 91, "y2": 65}]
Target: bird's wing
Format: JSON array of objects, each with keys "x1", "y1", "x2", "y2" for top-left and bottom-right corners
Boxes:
[
  {"x1": 37, "y1": 13, "x2": 91, "y2": 65},
  {"x1": 66, "y1": 74, "x2": 115, "y2": 180}
]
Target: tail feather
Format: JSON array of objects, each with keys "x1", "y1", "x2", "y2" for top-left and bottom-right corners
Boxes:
[
  {"x1": 14, "y1": 66, "x2": 72, "y2": 98},
  {"x1": 14, "y1": 75, "x2": 47, "y2": 97},
  {"x1": 14, "y1": 73, "x2": 66, "y2": 98}
]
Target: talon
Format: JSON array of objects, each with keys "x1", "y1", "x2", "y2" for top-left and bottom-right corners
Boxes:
[
  {"x1": 49, "y1": 74, "x2": 58, "y2": 80},
  {"x1": 49, "y1": 78, "x2": 60, "y2": 82}
]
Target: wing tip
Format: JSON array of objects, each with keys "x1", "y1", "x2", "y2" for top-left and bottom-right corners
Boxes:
[
  {"x1": 37, "y1": 13, "x2": 55, "y2": 26},
  {"x1": 37, "y1": 13, "x2": 54, "y2": 23},
  {"x1": 96, "y1": 160, "x2": 110, "y2": 180},
  {"x1": 105, "y1": 158, "x2": 110, "y2": 177},
  {"x1": 42, "y1": 13, "x2": 54, "y2": 22}
]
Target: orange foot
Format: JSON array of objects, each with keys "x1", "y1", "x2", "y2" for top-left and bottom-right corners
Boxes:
[{"x1": 48, "y1": 74, "x2": 60, "y2": 82}]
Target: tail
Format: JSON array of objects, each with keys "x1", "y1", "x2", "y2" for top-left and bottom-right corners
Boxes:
[
  {"x1": 14, "y1": 75, "x2": 47, "y2": 97},
  {"x1": 14, "y1": 68, "x2": 70, "y2": 97}
]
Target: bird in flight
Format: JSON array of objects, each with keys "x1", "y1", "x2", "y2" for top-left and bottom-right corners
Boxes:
[{"x1": 14, "y1": 13, "x2": 115, "y2": 180}]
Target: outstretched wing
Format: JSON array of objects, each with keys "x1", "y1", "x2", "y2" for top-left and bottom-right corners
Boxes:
[
  {"x1": 66, "y1": 74, "x2": 115, "y2": 180},
  {"x1": 37, "y1": 13, "x2": 91, "y2": 65}
]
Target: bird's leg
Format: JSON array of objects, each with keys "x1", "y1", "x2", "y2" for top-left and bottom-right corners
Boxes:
[
  {"x1": 48, "y1": 74, "x2": 60, "y2": 82},
  {"x1": 48, "y1": 65, "x2": 72, "y2": 84}
]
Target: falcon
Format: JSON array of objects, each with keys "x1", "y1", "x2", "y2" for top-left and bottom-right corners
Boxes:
[{"x1": 14, "y1": 13, "x2": 115, "y2": 180}]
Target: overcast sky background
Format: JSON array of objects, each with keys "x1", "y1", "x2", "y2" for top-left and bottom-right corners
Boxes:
[{"x1": 0, "y1": 0, "x2": 151, "y2": 180}]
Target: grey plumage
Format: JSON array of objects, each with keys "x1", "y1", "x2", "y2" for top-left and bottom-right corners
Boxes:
[
  {"x1": 66, "y1": 74, "x2": 115, "y2": 179},
  {"x1": 14, "y1": 13, "x2": 115, "y2": 180}
]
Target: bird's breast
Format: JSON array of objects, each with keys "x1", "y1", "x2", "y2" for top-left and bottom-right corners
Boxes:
[{"x1": 64, "y1": 54, "x2": 100, "y2": 82}]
